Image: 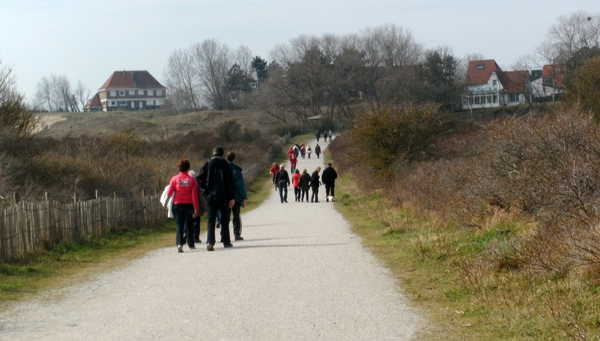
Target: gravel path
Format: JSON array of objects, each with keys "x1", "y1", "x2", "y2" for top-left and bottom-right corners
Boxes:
[{"x1": 0, "y1": 139, "x2": 422, "y2": 341}]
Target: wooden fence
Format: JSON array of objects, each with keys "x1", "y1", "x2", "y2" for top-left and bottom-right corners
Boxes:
[{"x1": 0, "y1": 194, "x2": 165, "y2": 262}]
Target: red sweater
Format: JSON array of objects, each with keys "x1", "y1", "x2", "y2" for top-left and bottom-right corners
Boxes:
[
  {"x1": 167, "y1": 172, "x2": 199, "y2": 210},
  {"x1": 292, "y1": 173, "x2": 301, "y2": 187}
]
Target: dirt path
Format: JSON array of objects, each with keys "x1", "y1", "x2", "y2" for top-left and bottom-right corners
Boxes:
[{"x1": 0, "y1": 139, "x2": 423, "y2": 341}]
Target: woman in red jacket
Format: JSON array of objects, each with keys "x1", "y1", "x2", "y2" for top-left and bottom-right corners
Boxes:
[
  {"x1": 167, "y1": 158, "x2": 199, "y2": 253},
  {"x1": 269, "y1": 162, "x2": 280, "y2": 191},
  {"x1": 292, "y1": 169, "x2": 301, "y2": 202}
]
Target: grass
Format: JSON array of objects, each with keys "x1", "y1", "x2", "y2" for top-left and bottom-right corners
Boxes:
[
  {"x1": 0, "y1": 223, "x2": 174, "y2": 308},
  {"x1": 333, "y1": 171, "x2": 600, "y2": 340}
]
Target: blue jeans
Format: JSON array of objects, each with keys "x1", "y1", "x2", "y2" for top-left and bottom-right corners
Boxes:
[
  {"x1": 278, "y1": 182, "x2": 288, "y2": 203},
  {"x1": 205, "y1": 195, "x2": 231, "y2": 246},
  {"x1": 173, "y1": 204, "x2": 195, "y2": 247}
]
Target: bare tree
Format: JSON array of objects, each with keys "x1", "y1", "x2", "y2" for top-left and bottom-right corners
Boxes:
[
  {"x1": 74, "y1": 80, "x2": 89, "y2": 112},
  {"x1": 165, "y1": 48, "x2": 202, "y2": 112},
  {"x1": 191, "y1": 39, "x2": 232, "y2": 110},
  {"x1": 34, "y1": 75, "x2": 77, "y2": 112}
]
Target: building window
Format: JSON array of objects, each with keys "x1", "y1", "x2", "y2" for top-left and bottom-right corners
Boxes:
[
  {"x1": 509, "y1": 93, "x2": 520, "y2": 102},
  {"x1": 148, "y1": 90, "x2": 154, "y2": 96},
  {"x1": 119, "y1": 101, "x2": 127, "y2": 106},
  {"x1": 476, "y1": 64, "x2": 484, "y2": 70},
  {"x1": 110, "y1": 91, "x2": 116, "y2": 97},
  {"x1": 157, "y1": 90, "x2": 163, "y2": 96},
  {"x1": 119, "y1": 91, "x2": 125, "y2": 96},
  {"x1": 492, "y1": 80, "x2": 497, "y2": 86},
  {"x1": 110, "y1": 101, "x2": 116, "y2": 106},
  {"x1": 138, "y1": 90, "x2": 144, "y2": 95},
  {"x1": 129, "y1": 90, "x2": 135, "y2": 95},
  {"x1": 147, "y1": 100, "x2": 155, "y2": 105}
]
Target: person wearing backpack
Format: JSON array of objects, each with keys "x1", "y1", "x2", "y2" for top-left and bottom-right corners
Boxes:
[
  {"x1": 196, "y1": 146, "x2": 235, "y2": 251},
  {"x1": 226, "y1": 152, "x2": 247, "y2": 241}
]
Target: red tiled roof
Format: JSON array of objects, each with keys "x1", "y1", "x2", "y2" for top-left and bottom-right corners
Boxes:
[
  {"x1": 99, "y1": 70, "x2": 165, "y2": 90},
  {"x1": 85, "y1": 93, "x2": 102, "y2": 108},
  {"x1": 501, "y1": 71, "x2": 529, "y2": 93},
  {"x1": 542, "y1": 64, "x2": 565, "y2": 88},
  {"x1": 464, "y1": 59, "x2": 502, "y2": 86}
]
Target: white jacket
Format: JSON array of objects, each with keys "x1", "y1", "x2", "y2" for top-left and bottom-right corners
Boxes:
[{"x1": 160, "y1": 185, "x2": 174, "y2": 218}]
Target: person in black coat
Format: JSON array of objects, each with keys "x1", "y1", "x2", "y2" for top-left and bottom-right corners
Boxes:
[
  {"x1": 321, "y1": 163, "x2": 338, "y2": 202},
  {"x1": 196, "y1": 146, "x2": 235, "y2": 251},
  {"x1": 298, "y1": 168, "x2": 311, "y2": 202},
  {"x1": 310, "y1": 167, "x2": 321, "y2": 203},
  {"x1": 275, "y1": 164, "x2": 290, "y2": 203}
]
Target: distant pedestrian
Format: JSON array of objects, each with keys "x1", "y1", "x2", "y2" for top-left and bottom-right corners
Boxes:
[
  {"x1": 292, "y1": 169, "x2": 301, "y2": 202},
  {"x1": 316, "y1": 130, "x2": 321, "y2": 142},
  {"x1": 315, "y1": 143, "x2": 321, "y2": 159},
  {"x1": 167, "y1": 158, "x2": 199, "y2": 253},
  {"x1": 275, "y1": 164, "x2": 291, "y2": 203},
  {"x1": 226, "y1": 152, "x2": 247, "y2": 241},
  {"x1": 197, "y1": 146, "x2": 235, "y2": 251},
  {"x1": 323, "y1": 130, "x2": 328, "y2": 142},
  {"x1": 300, "y1": 144, "x2": 306, "y2": 159},
  {"x1": 307, "y1": 145, "x2": 312, "y2": 159},
  {"x1": 299, "y1": 168, "x2": 311, "y2": 202},
  {"x1": 328, "y1": 129, "x2": 333, "y2": 141},
  {"x1": 289, "y1": 154, "x2": 298, "y2": 173},
  {"x1": 310, "y1": 167, "x2": 321, "y2": 203},
  {"x1": 321, "y1": 162, "x2": 338, "y2": 202},
  {"x1": 269, "y1": 162, "x2": 280, "y2": 191}
]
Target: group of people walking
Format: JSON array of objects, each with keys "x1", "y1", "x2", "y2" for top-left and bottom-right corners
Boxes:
[
  {"x1": 316, "y1": 130, "x2": 333, "y2": 142},
  {"x1": 164, "y1": 137, "x2": 337, "y2": 252},
  {"x1": 270, "y1": 142, "x2": 338, "y2": 204},
  {"x1": 162, "y1": 147, "x2": 248, "y2": 252}
]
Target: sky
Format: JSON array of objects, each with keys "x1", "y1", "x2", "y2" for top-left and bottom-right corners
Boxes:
[{"x1": 1, "y1": 0, "x2": 598, "y2": 102}]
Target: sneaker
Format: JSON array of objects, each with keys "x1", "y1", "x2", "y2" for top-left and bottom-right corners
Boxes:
[
  {"x1": 235, "y1": 235, "x2": 244, "y2": 241},
  {"x1": 194, "y1": 239, "x2": 201, "y2": 243},
  {"x1": 177, "y1": 245, "x2": 183, "y2": 253},
  {"x1": 207, "y1": 244, "x2": 214, "y2": 251},
  {"x1": 189, "y1": 245, "x2": 196, "y2": 250},
  {"x1": 224, "y1": 244, "x2": 233, "y2": 248}
]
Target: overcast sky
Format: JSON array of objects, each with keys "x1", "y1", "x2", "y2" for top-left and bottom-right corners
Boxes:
[{"x1": 1, "y1": 0, "x2": 598, "y2": 102}]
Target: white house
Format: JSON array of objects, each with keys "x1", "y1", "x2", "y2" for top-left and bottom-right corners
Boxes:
[{"x1": 461, "y1": 60, "x2": 531, "y2": 110}]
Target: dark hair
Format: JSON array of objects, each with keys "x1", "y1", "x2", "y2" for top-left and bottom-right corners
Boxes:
[
  {"x1": 226, "y1": 151, "x2": 235, "y2": 162},
  {"x1": 177, "y1": 158, "x2": 191, "y2": 172},
  {"x1": 295, "y1": 169, "x2": 300, "y2": 174},
  {"x1": 213, "y1": 146, "x2": 224, "y2": 156}
]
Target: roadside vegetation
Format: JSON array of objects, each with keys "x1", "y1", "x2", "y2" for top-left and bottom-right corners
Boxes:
[{"x1": 329, "y1": 102, "x2": 600, "y2": 340}]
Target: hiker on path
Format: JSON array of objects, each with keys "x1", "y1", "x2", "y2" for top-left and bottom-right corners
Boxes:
[
  {"x1": 310, "y1": 167, "x2": 321, "y2": 203},
  {"x1": 307, "y1": 145, "x2": 312, "y2": 159},
  {"x1": 315, "y1": 143, "x2": 321, "y2": 159},
  {"x1": 197, "y1": 146, "x2": 235, "y2": 251},
  {"x1": 275, "y1": 164, "x2": 291, "y2": 203},
  {"x1": 316, "y1": 130, "x2": 320, "y2": 142},
  {"x1": 321, "y1": 162, "x2": 338, "y2": 202},
  {"x1": 186, "y1": 170, "x2": 207, "y2": 243},
  {"x1": 167, "y1": 158, "x2": 199, "y2": 253},
  {"x1": 289, "y1": 154, "x2": 298, "y2": 173},
  {"x1": 299, "y1": 168, "x2": 311, "y2": 202},
  {"x1": 227, "y1": 152, "x2": 247, "y2": 241},
  {"x1": 269, "y1": 162, "x2": 280, "y2": 191},
  {"x1": 292, "y1": 168, "x2": 301, "y2": 202}
]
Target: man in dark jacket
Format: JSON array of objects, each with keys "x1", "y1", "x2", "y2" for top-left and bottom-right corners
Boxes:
[
  {"x1": 196, "y1": 146, "x2": 235, "y2": 251},
  {"x1": 226, "y1": 152, "x2": 247, "y2": 241},
  {"x1": 275, "y1": 164, "x2": 290, "y2": 203},
  {"x1": 310, "y1": 167, "x2": 321, "y2": 203},
  {"x1": 321, "y1": 163, "x2": 338, "y2": 202}
]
